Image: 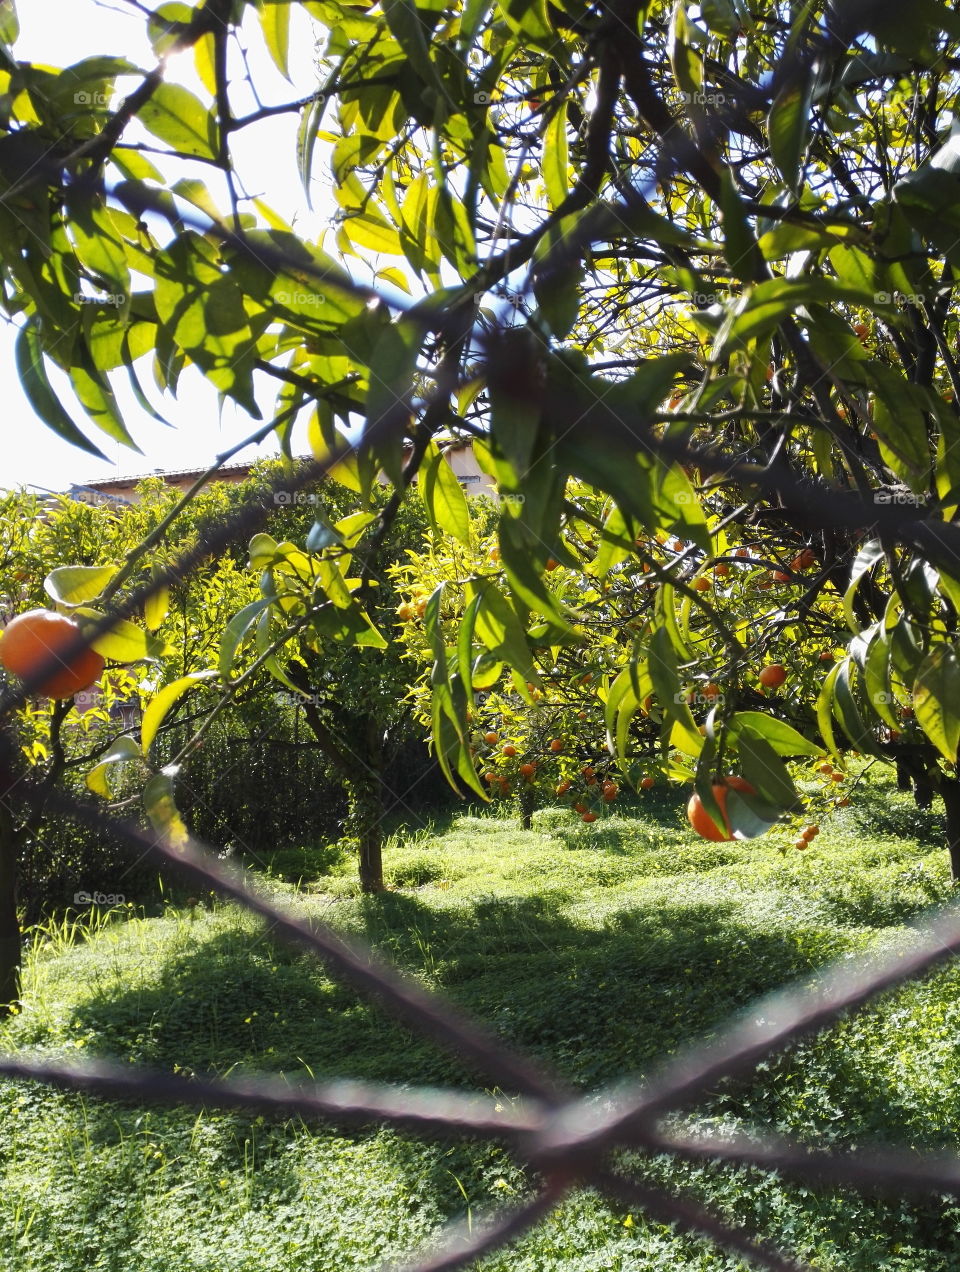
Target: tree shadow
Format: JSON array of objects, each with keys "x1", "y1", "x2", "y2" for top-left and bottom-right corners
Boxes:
[{"x1": 69, "y1": 888, "x2": 851, "y2": 1092}]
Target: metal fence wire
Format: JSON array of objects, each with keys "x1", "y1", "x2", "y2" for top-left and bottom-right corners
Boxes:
[
  {"x1": 4, "y1": 719, "x2": 960, "y2": 1271},
  {"x1": 2, "y1": 203, "x2": 960, "y2": 1272}
]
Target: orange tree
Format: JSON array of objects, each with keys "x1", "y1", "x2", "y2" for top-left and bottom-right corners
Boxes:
[
  {"x1": 4, "y1": 0, "x2": 960, "y2": 906},
  {"x1": 393, "y1": 473, "x2": 855, "y2": 836}
]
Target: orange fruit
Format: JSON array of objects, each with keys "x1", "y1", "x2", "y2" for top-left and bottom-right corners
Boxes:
[
  {"x1": 714, "y1": 562, "x2": 730, "y2": 577},
  {"x1": 502, "y1": 744, "x2": 517, "y2": 757},
  {"x1": 790, "y1": 548, "x2": 816, "y2": 571},
  {"x1": 499, "y1": 779, "x2": 511, "y2": 795},
  {"x1": 602, "y1": 783, "x2": 618, "y2": 801},
  {"x1": 818, "y1": 763, "x2": 834, "y2": 775},
  {"x1": 549, "y1": 739, "x2": 563, "y2": 753},
  {"x1": 853, "y1": 322, "x2": 870, "y2": 339},
  {"x1": 758, "y1": 664, "x2": 787, "y2": 689},
  {"x1": 484, "y1": 732, "x2": 498, "y2": 745},
  {"x1": 692, "y1": 577, "x2": 712, "y2": 592},
  {"x1": 835, "y1": 797, "x2": 850, "y2": 808},
  {"x1": 672, "y1": 539, "x2": 684, "y2": 552},
  {"x1": 794, "y1": 839, "x2": 809, "y2": 851},
  {"x1": 735, "y1": 548, "x2": 750, "y2": 559},
  {"x1": 556, "y1": 781, "x2": 570, "y2": 796},
  {"x1": 802, "y1": 825, "x2": 820, "y2": 840},
  {"x1": 545, "y1": 558, "x2": 559, "y2": 571},
  {"x1": 582, "y1": 812, "x2": 598, "y2": 824},
  {"x1": 831, "y1": 772, "x2": 845, "y2": 782},
  {"x1": 582, "y1": 766, "x2": 595, "y2": 779},
  {"x1": 702, "y1": 682, "x2": 721, "y2": 701},
  {"x1": 484, "y1": 771, "x2": 497, "y2": 784},
  {"x1": 772, "y1": 570, "x2": 793, "y2": 583},
  {"x1": 819, "y1": 651, "x2": 835, "y2": 663},
  {"x1": 686, "y1": 776, "x2": 756, "y2": 842},
  {"x1": 0, "y1": 609, "x2": 104, "y2": 699},
  {"x1": 573, "y1": 801, "x2": 587, "y2": 814},
  {"x1": 640, "y1": 776, "x2": 655, "y2": 790}
]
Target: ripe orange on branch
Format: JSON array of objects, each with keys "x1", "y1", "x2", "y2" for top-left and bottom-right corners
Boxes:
[
  {"x1": 758, "y1": 663, "x2": 787, "y2": 689},
  {"x1": 0, "y1": 609, "x2": 104, "y2": 699},
  {"x1": 686, "y1": 776, "x2": 756, "y2": 842}
]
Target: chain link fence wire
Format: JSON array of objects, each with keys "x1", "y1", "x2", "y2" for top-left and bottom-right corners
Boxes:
[
  {"x1": 2, "y1": 186, "x2": 960, "y2": 1268},
  {"x1": 3, "y1": 754, "x2": 960, "y2": 1272}
]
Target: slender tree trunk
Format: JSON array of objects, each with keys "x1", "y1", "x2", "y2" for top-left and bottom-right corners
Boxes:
[
  {"x1": 941, "y1": 778, "x2": 960, "y2": 882},
  {"x1": 0, "y1": 752, "x2": 21, "y2": 1011},
  {"x1": 519, "y1": 784, "x2": 535, "y2": 831},
  {"x1": 357, "y1": 714, "x2": 386, "y2": 892}
]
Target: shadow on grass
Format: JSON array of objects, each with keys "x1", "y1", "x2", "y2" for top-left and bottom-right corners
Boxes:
[
  {"x1": 845, "y1": 783, "x2": 946, "y2": 847},
  {"x1": 70, "y1": 888, "x2": 848, "y2": 1092}
]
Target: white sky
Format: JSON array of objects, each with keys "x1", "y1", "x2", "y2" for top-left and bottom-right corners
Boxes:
[{"x1": 1, "y1": 0, "x2": 335, "y2": 492}]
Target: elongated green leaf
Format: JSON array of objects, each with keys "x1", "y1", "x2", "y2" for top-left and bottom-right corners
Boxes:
[
  {"x1": 45, "y1": 564, "x2": 118, "y2": 606},
  {"x1": 468, "y1": 579, "x2": 538, "y2": 686},
  {"x1": 258, "y1": 0, "x2": 291, "y2": 78},
  {"x1": 725, "y1": 712, "x2": 825, "y2": 757},
  {"x1": 219, "y1": 598, "x2": 274, "y2": 678},
  {"x1": 913, "y1": 646, "x2": 960, "y2": 762},
  {"x1": 768, "y1": 74, "x2": 812, "y2": 193},
  {"x1": 142, "y1": 670, "x2": 218, "y2": 756},
  {"x1": 422, "y1": 444, "x2": 471, "y2": 546},
  {"x1": 16, "y1": 325, "x2": 105, "y2": 458},
  {"x1": 86, "y1": 736, "x2": 141, "y2": 798},
  {"x1": 734, "y1": 729, "x2": 796, "y2": 823},
  {"x1": 70, "y1": 342, "x2": 139, "y2": 449},
  {"x1": 138, "y1": 83, "x2": 218, "y2": 160},
  {"x1": 543, "y1": 106, "x2": 569, "y2": 210},
  {"x1": 143, "y1": 770, "x2": 189, "y2": 849},
  {"x1": 144, "y1": 584, "x2": 170, "y2": 633}
]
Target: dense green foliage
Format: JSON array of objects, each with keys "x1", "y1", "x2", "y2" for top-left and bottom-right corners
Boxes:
[{"x1": 2, "y1": 770, "x2": 959, "y2": 1269}]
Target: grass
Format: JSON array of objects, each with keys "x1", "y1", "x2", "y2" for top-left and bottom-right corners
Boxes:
[{"x1": 2, "y1": 771, "x2": 960, "y2": 1269}]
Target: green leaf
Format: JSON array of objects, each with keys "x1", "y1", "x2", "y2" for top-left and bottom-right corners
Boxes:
[
  {"x1": 86, "y1": 736, "x2": 141, "y2": 798},
  {"x1": 258, "y1": 0, "x2": 291, "y2": 78},
  {"x1": 422, "y1": 442, "x2": 471, "y2": 546},
  {"x1": 44, "y1": 564, "x2": 118, "y2": 606},
  {"x1": 143, "y1": 770, "x2": 190, "y2": 850},
  {"x1": 843, "y1": 539, "x2": 884, "y2": 632},
  {"x1": 468, "y1": 578, "x2": 538, "y2": 686},
  {"x1": 220, "y1": 598, "x2": 274, "y2": 679},
  {"x1": 734, "y1": 729, "x2": 797, "y2": 822},
  {"x1": 913, "y1": 645, "x2": 960, "y2": 762},
  {"x1": 138, "y1": 83, "x2": 219, "y2": 160},
  {"x1": 73, "y1": 608, "x2": 170, "y2": 663},
  {"x1": 768, "y1": 74, "x2": 812, "y2": 194},
  {"x1": 70, "y1": 341, "x2": 140, "y2": 450},
  {"x1": 542, "y1": 106, "x2": 569, "y2": 210},
  {"x1": 725, "y1": 712, "x2": 825, "y2": 757},
  {"x1": 0, "y1": 0, "x2": 19, "y2": 45},
  {"x1": 496, "y1": 0, "x2": 552, "y2": 46},
  {"x1": 155, "y1": 233, "x2": 260, "y2": 415},
  {"x1": 16, "y1": 324, "x2": 106, "y2": 459},
  {"x1": 144, "y1": 583, "x2": 170, "y2": 633},
  {"x1": 142, "y1": 671, "x2": 219, "y2": 756}
]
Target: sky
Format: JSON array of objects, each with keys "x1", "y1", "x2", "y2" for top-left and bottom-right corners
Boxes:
[{"x1": 2, "y1": 0, "x2": 334, "y2": 493}]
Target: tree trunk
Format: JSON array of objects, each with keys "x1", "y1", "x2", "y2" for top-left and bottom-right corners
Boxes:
[
  {"x1": 350, "y1": 772, "x2": 386, "y2": 892},
  {"x1": 352, "y1": 714, "x2": 386, "y2": 893},
  {"x1": 0, "y1": 753, "x2": 21, "y2": 1011},
  {"x1": 941, "y1": 778, "x2": 960, "y2": 882},
  {"x1": 519, "y1": 784, "x2": 535, "y2": 831}
]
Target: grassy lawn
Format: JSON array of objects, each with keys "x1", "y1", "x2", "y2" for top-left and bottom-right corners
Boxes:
[{"x1": 3, "y1": 772, "x2": 960, "y2": 1270}]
